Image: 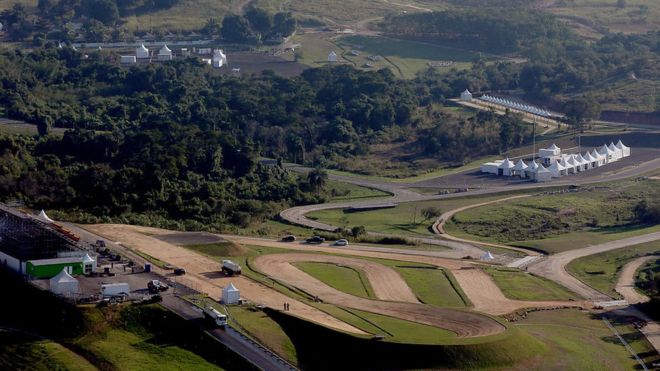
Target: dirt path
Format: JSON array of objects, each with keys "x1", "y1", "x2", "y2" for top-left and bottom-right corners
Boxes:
[
  {"x1": 528, "y1": 232, "x2": 660, "y2": 300},
  {"x1": 82, "y1": 224, "x2": 366, "y2": 335},
  {"x1": 252, "y1": 253, "x2": 505, "y2": 337},
  {"x1": 432, "y1": 194, "x2": 538, "y2": 256},
  {"x1": 616, "y1": 256, "x2": 658, "y2": 305},
  {"x1": 281, "y1": 253, "x2": 418, "y2": 302}
]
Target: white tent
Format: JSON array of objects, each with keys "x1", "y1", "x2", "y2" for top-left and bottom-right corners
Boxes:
[
  {"x1": 136, "y1": 44, "x2": 149, "y2": 59},
  {"x1": 560, "y1": 156, "x2": 575, "y2": 174},
  {"x1": 37, "y1": 210, "x2": 54, "y2": 223},
  {"x1": 583, "y1": 151, "x2": 597, "y2": 168},
  {"x1": 49, "y1": 269, "x2": 79, "y2": 297},
  {"x1": 222, "y1": 283, "x2": 240, "y2": 304},
  {"x1": 481, "y1": 251, "x2": 494, "y2": 261},
  {"x1": 616, "y1": 140, "x2": 631, "y2": 157},
  {"x1": 598, "y1": 144, "x2": 617, "y2": 163},
  {"x1": 512, "y1": 159, "x2": 528, "y2": 177},
  {"x1": 591, "y1": 149, "x2": 606, "y2": 166},
  {"x1": 498, "y1": 158, "x2": 515, "y2": 176},
  {"x1": 525, "y1": 160, "x2": 539, "y2": 178},
  {"x1": 82, "y1": 254, "x2": 95, "y2": 274},
  {"x1": 534, "y1": 164, "x2": 552, "y2": 182},
  {"x1": 460, "y1": 89, "x2": 472, "y2": 101},
  {"x1": 212, "y1": 49, "x2": 227, "y2": 68},
  {"x1": 328, "y1": 51, "x2": 337, "y2": 62},
  {"x1": 548, "y1": 160, "x2": 566, "y2": 177},
  {"x1": 575, "y1": 153, "x2": 588, "y2": 171},
  {"x1": 158, "y1": 44, "x2": 172, "y2": 61},
  {"x1": 608, "y1": 142, "x2": 623, "y2": 161}
]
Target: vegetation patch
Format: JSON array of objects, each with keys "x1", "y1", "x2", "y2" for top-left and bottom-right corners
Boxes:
[
  {"x1": 485, "y1": 268, "x2": 579, "y2": 301},
  {"x1": 184, "y1": 241, "x2": 249, "y2": 257},
  {"x1": 293, "y1": 262, "x2": 376, "y2": 299},
  {"x1": 393, "y1": 267, "x2": 468, "y2": 307}
]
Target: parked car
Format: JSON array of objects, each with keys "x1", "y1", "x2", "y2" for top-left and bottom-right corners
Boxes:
[
  {"x1": 281, "y1": 235, "x2": 296, "y2": 242},
  {"x1": 306, "y1": 236, "x2": 325, "y2": 244},
  {"x1": 334, "y1": 239, "x2": 349, "y2": 246},
  {"x1": 173, "y1": 268, "x2": 186, "y2": 275},
  {"x1": 147, "y1": 280, "x2": 169, "y2": 293}
]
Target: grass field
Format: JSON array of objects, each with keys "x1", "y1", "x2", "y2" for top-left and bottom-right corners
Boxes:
[
  {"x1": 0, "y1": 121, "x2": 67, "y2": 137},
  {"x1": 512, "y1": 309, "x2": 659, "y2": 370},
  {"x1": 325, "y1": 180, "x2": 390, "y2": 202},
  {"x1": 294, "y1": 261, "x2": 377, "y2": 299},
  {"x1": 445, "y1": 178, "x2": 660, "y2": 254},
  {"x1": 486, "y1": 268, "x2": 579, "y2": 301},
  {"x1": 184, "y1": 241, "x2": 248, "y2": 257},
  {"x1": 394, "y1": 266, "x2": 468, "y2": 307},
  {"x1": 567, "y1": 240, "x2": 660, "y2": 298},
  {"x1": 547, "y1": 0, "x2": 660, "y2": 35},
  {"x1": 0, "y1": 331, "x2": 96, "y2": 371}
]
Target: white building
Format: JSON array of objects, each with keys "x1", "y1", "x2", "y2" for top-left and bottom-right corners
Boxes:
[
  {"x1": 539, "y1": 144, "x2": 561, "y2": 166},
  {"x1": 157, "y1": 44, "x2": 172, "y2": 61},
  {"x1": 222, "y1": 283, "x2": 240, "y2": 304},
  {"x1": 598, "y1": 144, "x2": 617, "y2": 163},
  {"x1": 533, "y1": 164, "x2": 553, "y2": 182},
  {"x1": 212, "y1": 49, "x2": 227, "y2": 68},
  {"x1": 136, "y1": 44, "x2": 150, "y2": 59},
  {"x1": 460, "y1": 89, "x2": 473, "y2": 102},
  {"x1": 120, "y1": 55, "x2": 137, "y2": 64},
  {"x1": 525, "y1": 160, "x2": 539, "y2": 178},
  {"x1": 608, "y1": 142, "x2": 623, "y2": 161},
  {"x1": 548, "y1": 160, "x2": 566, "y2": 177},
  {"x1": 328, "y1": 51, "x2": 337, "y2": 63},
  {"x1": 480, "y1": 160, "x2": 504, "y2": 175},
  {"x1": 49, "y1": 269, "x2": 79, "y2": 297}
]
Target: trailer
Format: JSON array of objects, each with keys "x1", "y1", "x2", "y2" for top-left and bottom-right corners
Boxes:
[
  {"x1": 221, "y1": 260, "x2": 241, "y2": 276},
  {"x1": 101, "y1": 283, "x2": 130, "y2": 297},
  {"x1": 203, "y1": 306, "x2": 228, "y2": 327}
]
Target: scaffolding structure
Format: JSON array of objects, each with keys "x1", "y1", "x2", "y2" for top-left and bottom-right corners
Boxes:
[{"x1": 0, "y1": 204, "x2": 78, "y2": 261}]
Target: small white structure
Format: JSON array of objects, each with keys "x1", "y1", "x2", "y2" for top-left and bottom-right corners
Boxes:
[
  {"x1": 548, "y1": 160, "x2": 566, "y2": 177},
  {"x1": 49, "y1": 269, "x2": 79, "y2": 297},
  {"x1": 591, "y1": 149, "x2": 606, "y2": 167},
  {"x1": 120, "y1": 55, "x2": 137, "y2": 64},
  {"x1": 598, "y1": 144, "x2": 617, "y2": 163},
  {"x1": 481, "y1": 251, "x2": 494, "y2": 261},
  {"x1": 212, "y1": 49, "x2": 227, "y2": 68},
  {"x1": 157, "y1": 44, "x2": 172, "y2": 61},
  {"x1": 460, "y1": 89, "x2": 473, "y2": 102},
  {"x1": 222, "y1": 283, "x2": 240, "y2": 304},
  {"x1": 616, "y1": 140, "x2": 631, "y2": 157},
  {"x1": 480, "y1": 160, "x2": 504, "y2": 175},
  {"x1": 328, "y1": 51, "x2": 337, "y2": 63},
  {"x1": 539, "y1": 144, "x2": 561, "y2": 166},
  {"x1": 136, "y1": 44, "x2": 150, "y2": 59},
  {"x1": 533, "y1": 164, "x2": 553, "y2": 182},
  {"x1": 37, "y1": 210, "x2": 54, "y2": 223},
  {"x1": 511, "y1": 159, "x2": 528, "y2": 178},
  {"x1": 82, "y1": 254, "x2": 96, "y2": 274},
  {"x1": 608, "y1": 142, "x2": 623, "y2": 161},
  {"x1": 497, "y1": 158, "x2": 515, "y2": 176},
  {"x1": 525, "y1": 160, "x2": 539, "y2": 178}
]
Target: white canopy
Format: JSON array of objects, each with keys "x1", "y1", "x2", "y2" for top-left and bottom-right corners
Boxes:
[
  {"x1": 591, "y1": 149, "x2": 604, "y2": 160},
  {"x1": 49, "y1": 269, "x2": 79, "y2": 296},
  {"x1": 481, "y1": 251, "x2": 494, "y2": 261},
  {"x1": 159, "y1": 44, "x2": 171, "y2": 54},
  {"x1": 82, "y1": 254, "x2": 95, "y2": 264},
  {"x1": 527, "y1": 160, "x2": 540, "y2": 172},
  {"x1": 547, "y1": 144, "x2": 560, "y2": 151},
  {"x1": 616, "y1": 140, "x2": 630, "y2": 156},
  {"x1": 575, "y1": 153, "x2": 588, "y2": 165},
  {"x1": 599, "y1": 144, "x2": 615, "y2": 156},
  {"x1": 584, "y1": 151, "x2": 597, "y2": 162},
  {"x1": 37, "y1": 210, "x2": 54, "y2": 223},
  {"x1": 498, "y1": 158, "x2": 515, "y2": 169},
  {"x1": 608, "y1": 142, "x2": 620, "y2": 152},
  {"x1": 548, "y1": 160, "x2": 565, "y2": 176},
  {"x1": 138, "y1": 44, "x2": 148, "y2": 52},
  {"x1": 222, "y1": 282, "x2": 240, "y2": 304},
  {"x1": 513, "y1": 159, "x2": 528, "y2": 171}
]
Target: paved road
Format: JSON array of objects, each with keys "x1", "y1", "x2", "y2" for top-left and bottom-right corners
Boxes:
[{"x1": 527, "y1": 232, "x2": 660, "y2": 300}]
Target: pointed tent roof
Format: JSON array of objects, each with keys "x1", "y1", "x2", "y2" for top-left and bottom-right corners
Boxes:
[
  {"x1": 513, "y1": 159, "x2": 528, "y2": 171},
  {"x1": 50, "y1": 268, "x2": 77, "y2": 284},
  {"x1": 481, "y1": 251, "x2": 494, "y2": 260},
  {"x1": 159, "y1": 44, "x2": 171, "y2": 54},
  {"x1": 591, "y1": 149, "x2": 604, "y2": 159},
  {"x1": 498, "y1": 158, "x2": 515, "y2": 169},
  {"x1": 599, "y1": 144, "x2": 615, "y2": 155},
  {"x1": 608, "y1": 142, "x2": 620, "y2": 152},
  {"x1": 547, "y1": 143, "x2": 560, "y2": 151},
  {"x1": 462, "y1": 89, "x2": 471, "y2": 94},
  {"x1": 549, "y1": 160, "x2": 565, "y2": 175},
  {"x1": 615, "y1": 140, "x2": 629, "y2": 151},
  {"x1": 584, "y1": 151, "x2": 596, "y2": 162},
  {"x1": 38, "y1": 210, "x2": 54, "y2": 223},
  {"x1": 223, "y1": 283, "x2": 239, "y2": 293},
  {"x1": 527, "y1": 160, "x2": 540, "y2": 172},
  {"x1": 537, "y1": 163, "x2": 551, "y2": 174},
  {"x1": 82, "y1": 254, "x2": 95, "y2": 264},
  {"x1": 559, "y1": 156, "x2": 572, "y2": 168},
  {"x1": 576, "y1": 153, "x2": 588, "y2": 165},
  {"x1": 138, "y1": 44, "x2": 148, "y2": 52}
]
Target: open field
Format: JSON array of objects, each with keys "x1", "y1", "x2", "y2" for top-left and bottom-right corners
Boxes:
[
  {"x1": 566, "y1": 240, "x2": 660, "y2": 299},
  {"x1": 547, "y1": 0, "x2": 660, "y2": 35},
  {"x1": 0, "y1": 119, "x2": 67, "y2": 136},
  {"x1": 393, "y1": 266, "x2": 468, "y2": 307},
  {"x1": 485, "y1": 268, "x2": 579, "y2": 301},
  {"x1": 294, "y1": 262, "x2": 377, "y2": 299},
  {"x1": 512, "y1": 309, "x2": 660, "y2": 370}
]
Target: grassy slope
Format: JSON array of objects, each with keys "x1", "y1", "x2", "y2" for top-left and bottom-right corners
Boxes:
[
  {"x1": 293, "y1": 261, "x2": 376, "y2": 299},
  {"x1": 566, "y1": 240, "x2": 660, "y2": 298},
  {"x1": 394, "y1": 266, "x2": 468, "y2": 307},
  {"x1": 325, "y1": 179, "x2": 390, "y2": 202},
  {"x1": 512, "y1": 309, "x2": 659, "y2": 370},
  {"x1": 0, "y1": 332, "x2": 97, "y2": 371},
  {"x1": 486, "y1": 268, "x2": 579, "y2": 301}
]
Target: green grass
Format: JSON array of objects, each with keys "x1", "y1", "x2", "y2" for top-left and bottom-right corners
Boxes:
[
  {"x1": 567, "y1": 240, "x2": 660, "y2": 298},
  {"x1": 486, "y1": 268, "x2": 579, "y2": 301},
  {"x1": 325, "y1": 180, "x2": 390, "y2": 202},
  {"x1": 394, "y1": 266, "x2": 468, "y2": 307},
  {"x1": 0, "y1": 332, "x2": 96, "y2": 371},
  {"x1": 514, "y1": 309, "x2": 660, "y2": 370},
  {"x1": 547, "y1": 0, "x2": 660, "y2": 35},
  {"x1": 183, "y1": 241, "x2": 248, "y2": 257},
  {"x1": 293, "y1": 261, "x2": 376, "y2": 299}
]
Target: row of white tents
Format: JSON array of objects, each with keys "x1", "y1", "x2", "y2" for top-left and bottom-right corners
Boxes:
[
  {"x1": 479, "y1": 95, "x2": 552, "y2": 118},
  {"x1": 481, "y1": 140, "x2": 631, "y2": 182}
]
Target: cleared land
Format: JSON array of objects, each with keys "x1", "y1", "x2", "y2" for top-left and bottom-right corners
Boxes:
[{"x1": 567, "y1": 240, "x2": 660, "y2": 298}]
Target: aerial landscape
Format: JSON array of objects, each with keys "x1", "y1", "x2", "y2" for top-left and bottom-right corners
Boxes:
[{"x1": 0, "y1": 0, "x2": 659, "y2": 370}]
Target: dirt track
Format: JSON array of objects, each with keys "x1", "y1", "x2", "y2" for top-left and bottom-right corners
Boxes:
[
  {"x1": 82, "y1": 224, "x2": 366, "y2": 335},
  {"x1": 615, "y1": 256, "x2": 658, "y2": 305},
  {"x1": 252, "y1": 253, "x2": 505, "y2": 337}
]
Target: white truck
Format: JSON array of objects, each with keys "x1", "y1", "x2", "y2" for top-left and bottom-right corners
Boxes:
[
  {"x1": 203, "y1": 306, "x2": 228, "y2": 327},
  {"x1": 221, "y1": 260, "x2": 241, "y2": 276},
  {"x1": 101, "y1": 283, "x2": 130, "y2": 297}
]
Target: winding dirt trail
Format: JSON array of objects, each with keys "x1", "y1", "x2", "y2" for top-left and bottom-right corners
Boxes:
[
  {"x1": 615, "y1": 256, "x2": 658, "y2": 304},
  {"x1": 252, "y1": 253, "x2": 505, "y2": 337}
]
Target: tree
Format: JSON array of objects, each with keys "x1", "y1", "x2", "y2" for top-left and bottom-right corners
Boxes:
[
  {"x1": 307, "y1": 167, "x2": 328, "y2": 195},
  {"x1": 563, "y1": 97, "x2": 601, "y2": 132},
  {"x1": 221, "y1": 14, "x2": 253, "y2": 43},
  {"x1": 85, "y1": 0, "x2": 120, "y2": 25},
  {"x1": 245, "y1": 7, "x2": 272, "y2": 35},
  {"x1": 421, "y1": 206, "x2": 442, "y2": 222}
]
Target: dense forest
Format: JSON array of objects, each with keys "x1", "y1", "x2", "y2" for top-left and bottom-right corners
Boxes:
[
  {"x1": 382, "y1": 9, "x2": 660, "y2": 100},
  {"x1": 0, "y1": 48, "x2": 530, "y2": 229}
]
